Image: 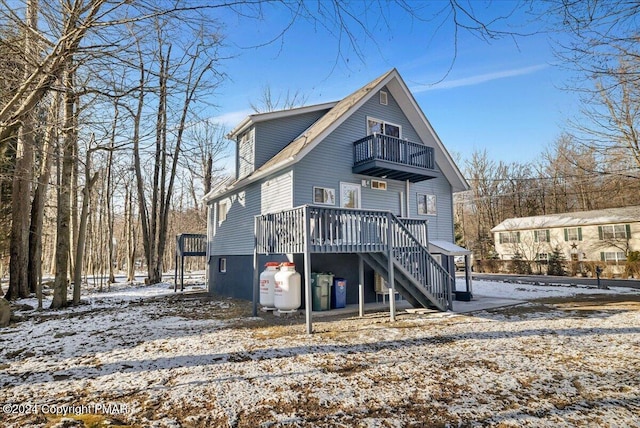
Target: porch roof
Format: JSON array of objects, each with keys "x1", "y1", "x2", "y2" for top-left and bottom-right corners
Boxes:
[{"x1": 429, "y1": 240, "x2": 471, "y2": 256}]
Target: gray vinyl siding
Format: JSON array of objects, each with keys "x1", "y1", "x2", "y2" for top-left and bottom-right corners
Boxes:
[
  {"x1": 254, "y1": 109, "x2": 330, "y2": 170},
  {"x1": 237, "y1": 128, "x2": 255, "y2": 180},
  {"x1": 293, "y1": 86, "x2": 454, "y2": 241},
  {"x1": 410, "y1": 175, "x2": 454, "y2": 241},
  {"x1": 208, "y1": 169, "x2": 293, "y2": 256},
  {"x1": 260, "y1": 170, "x2": 293, "y2": 214}
]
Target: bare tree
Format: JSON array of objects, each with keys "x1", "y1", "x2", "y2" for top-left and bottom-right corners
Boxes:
[
  {"x1": 128, "y1": 18, "x2": 222, "y2": 284},
  {"x1": 250, "y1": 85, "x2": 308, "y2": 113},
  {"x1": 183, "y1": 120, "x2": 229, "y2": 217},
  {"x1": 29, "y1": 94, "x2": 59, "y2": 308},
  {"x1": 52, "y1": 52, "x2": 78, "y2": 309}
]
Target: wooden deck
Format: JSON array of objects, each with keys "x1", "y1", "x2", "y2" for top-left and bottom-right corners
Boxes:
[{"x1": 253, "y1": 205, "x2": 453, "y2": 333}]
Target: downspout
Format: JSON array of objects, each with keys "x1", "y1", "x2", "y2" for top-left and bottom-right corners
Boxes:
[{"x1": 405, "y1": 180, "x2": 411, "y2": 218}]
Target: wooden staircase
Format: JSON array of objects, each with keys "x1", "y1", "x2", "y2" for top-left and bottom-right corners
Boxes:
[{"x1": 255, "y1": 205, "x2": 453, "y2": 311}]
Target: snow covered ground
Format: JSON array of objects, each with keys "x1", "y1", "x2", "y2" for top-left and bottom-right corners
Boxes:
[{"x1": 1, "y1": 278, "x2": 639, "y2": 427}]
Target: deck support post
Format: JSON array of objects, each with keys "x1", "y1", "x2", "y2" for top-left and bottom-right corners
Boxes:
[
  {"x1": 386, "y1": 213, "x2": 396, "y2": 322},
  {"x1": 180, "y1": 245, "x2": 185, "y2": 292},
  {"x1": 174, "y1": 235, "x2": 179, "y2": 292},
  {"x1": 358, "y1": 256, "x2": 364, "y2": 317},
  {"x1": 252, "y1": 217, "x2": 259, "y2": 317},
  {"x1": 303, "y1": 206, "x2": 313, "y2": 334}
]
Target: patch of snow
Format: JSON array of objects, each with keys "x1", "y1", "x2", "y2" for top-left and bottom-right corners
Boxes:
[{"x1": 0, "y1": 279, "x2": 638, "y2": 427}]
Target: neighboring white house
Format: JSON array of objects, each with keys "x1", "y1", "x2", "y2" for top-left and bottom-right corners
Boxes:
[{"x1": 491, "y1": 206, "x2": 639, "y2": 275}]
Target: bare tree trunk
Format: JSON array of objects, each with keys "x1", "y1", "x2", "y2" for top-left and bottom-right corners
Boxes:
[
  {"x1": 106, "y1": 116, "x2": 116, "y2": 284},
  {"x1": 131, "y1": 41, "x2": 151, "y2": 284},
  {"x1": 52, "y1": 58, "x2": 76, "y2": 309},
  {"x1": 29, "y1": 95, "x2": 59, "y2": 308},
  {"x1": 7, "y1": 0, "x2": 39, "y2": 301},
  {"x1": 73, "y1": 142, "x2": 99, "y2": 305},
  {"x1": 125, "y1": 182, "x2": 136, "y2": 282},
  {"x1": 8, "y1": 122, "x2": 34, "y2": 300}
]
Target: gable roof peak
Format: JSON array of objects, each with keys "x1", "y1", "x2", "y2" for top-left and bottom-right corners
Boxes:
[{"x1": 205, "y1": 67, "x2": 469, "y2": 202}]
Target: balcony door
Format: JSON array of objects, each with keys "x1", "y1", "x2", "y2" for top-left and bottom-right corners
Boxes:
[{"x1": 367, "y1": 117, "x2": 401, "y2": 138}]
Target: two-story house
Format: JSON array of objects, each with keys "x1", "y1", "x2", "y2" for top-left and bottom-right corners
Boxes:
[
  {"x1": 491, "y1": 206, "x2": 639, "y2": 275},
  {"x1": 204, "y1": 69, "x2": 471, "y2": 317}
]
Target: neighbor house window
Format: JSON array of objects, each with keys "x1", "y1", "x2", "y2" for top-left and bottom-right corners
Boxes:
[
  {"x1": 599, "y1": 224, "x2": 630, "y2": 240},
  {"x1": 219, "y1": 257, "x2": 227, "y2": 273},
  {"x1": 564, "y1": 227, "x2": 582, "y2": 241},
  {"x1": 536, "y1": 253, "x2": 548, "y2": 262},
  {"x1": 602, "y1": 252, "x2": 626, "y2": 263},
  {"x1": 417, "y1": 193, "x2": 436, "y2": 215},
  {"x1": 367, "y1": 117, "x2": 401, "y2": 138},
  {"x1": 313, "y1": 187, "x2": 335, "y2": 205},
  {"x1": 498, "y1": 232, "x2": 520, "y2": 244},
  {"x1": 534, "y1": 229, "x2": 550, "y2": 243}
]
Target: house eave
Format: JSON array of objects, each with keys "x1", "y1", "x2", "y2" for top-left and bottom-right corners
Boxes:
[{"x1": 204, "y1": 157, "x2": 296, "y2": 203}]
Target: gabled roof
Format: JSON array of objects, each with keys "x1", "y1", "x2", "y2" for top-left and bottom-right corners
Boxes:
[
  {"x1": 205, "y1": 68, "x2": 469, "y2": 202},
  {"x1": 491, "y1": 206, "x2": 640, "y2": 232}
]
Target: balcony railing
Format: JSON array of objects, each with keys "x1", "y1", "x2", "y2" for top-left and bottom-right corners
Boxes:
[{"x1": 353, "y1": 135, "x2": 436, "y2": 182}]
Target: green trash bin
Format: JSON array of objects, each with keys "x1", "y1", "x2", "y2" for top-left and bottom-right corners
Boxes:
[{"x1": 311, "y1": 272, "x2": 333, "y2": 311}]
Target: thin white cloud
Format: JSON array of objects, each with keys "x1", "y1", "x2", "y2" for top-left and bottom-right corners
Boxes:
[
  {"x1": 412, "y1": 64, "x2": 549, "y2": 93},
  {"x1": 209, "y1": 109, "x2": 253, "y2": 129}
]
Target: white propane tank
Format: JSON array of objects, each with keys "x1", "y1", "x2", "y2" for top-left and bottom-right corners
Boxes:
[
  {"x1": 274, "y1": 262, "x2": 301, "y2": 312},
  {"x1": 259, "y1": 262, "x2": 280, "y2": 309}
]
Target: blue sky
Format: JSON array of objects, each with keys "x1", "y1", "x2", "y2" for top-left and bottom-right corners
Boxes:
[{"x1": 209, "y1": 1, "x2": 578, "y2": 168}]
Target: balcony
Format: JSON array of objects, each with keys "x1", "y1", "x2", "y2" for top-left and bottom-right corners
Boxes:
[{"x1": 353, "y1": 134, "x2": 438, "y2": 182}]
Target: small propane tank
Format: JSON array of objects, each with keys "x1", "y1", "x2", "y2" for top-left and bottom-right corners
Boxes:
[
  {"x1": 274, "y1": 262, "x2": 301, "y2": 312},
  {"x1": 259, "y1": 262, "x2": 280, "y2": 309}
]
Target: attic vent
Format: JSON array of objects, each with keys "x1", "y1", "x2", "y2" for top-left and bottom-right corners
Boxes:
[
  {"x1": 371, "y1": 179, "x2": 387, "y2": 190},
  {"x1": 379, "y1": 91, "x2": 388, "y2": 105}
]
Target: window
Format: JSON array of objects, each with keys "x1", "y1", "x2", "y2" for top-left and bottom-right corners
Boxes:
[
  {"x1": 379, "y1": 91, "x2": 388, "y2": 105},
  {"x1": 340, "y1": 182, "x2": 361, "y2": 208},
  {"x1": 599, "y1": 224, "x2": 630, "y2": 240},
  {"x1": 536, "y1": 253, "x2": 548, "y2": 263},
  {"x1": 534, "y1": 229, "x2": 550, "y2": 243},
  {"x1": 219, "y1": 257, "x2": 227, "y2": 273},
  {"x1": 313, "y1": 187, "x2": 335, "y2": 205},
  {"x1": 564, "y1": 227, "x2": 582, "y2": 241},
  {"x1": 367, "y1": 117, "x2": 401, "y2": 138},
  {"x1": 371, "y1": 180, "x2": 387, "y2": 190},
  {"x1": 218, "y1": 201, "x2": 228, "y2": 223},
  {"x1": 498, "y1": 232, "x2": 520, "y2": 244},
  {"x1": 417, "y1": 193, "x2": 436, "y2": 215},
  {"x1": 602, "y1": 252, "x2": 626, "y2": 263}
]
